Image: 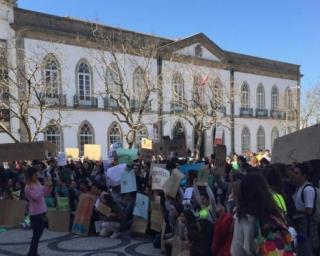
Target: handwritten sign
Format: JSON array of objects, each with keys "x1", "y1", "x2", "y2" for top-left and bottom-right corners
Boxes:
[
  {"x1": 121, "y1": 170, "x2": 137, "y2": 194},
  {"x1": 162, "y1": 168, "x2": 185, "y2": 198},
  {"x1": 196, "y1": 167, "x2": 209, "y2": 186},
  {"x1": 57, "y1": 152, "x2": 67, "y2": 167},
  {"x1": 84, "y1": 144, "x2": 101, "y2": 161},
  {"x1": 141, "y1": 138, "x2": 153, "y2": 150},
  {"x1": 214, "y1": 144, "x2": 226, "y2": 175},
  {"x1": 151, "y1": 166, "x2": 170, "y2": 190},
  {"x1": 133, "y1": 193, "x2": 149, "y2": 220},
  {"x1": 106, "y1": 163, "x2": 126, "y2": 186},
  {"x1": 65, "y1": 148, "x2": 79, "y2": 160}
]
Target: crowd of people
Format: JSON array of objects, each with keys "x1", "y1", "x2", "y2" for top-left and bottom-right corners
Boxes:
[{"x1": 0, "y1": 149, "x2": 320, "y2": 256}]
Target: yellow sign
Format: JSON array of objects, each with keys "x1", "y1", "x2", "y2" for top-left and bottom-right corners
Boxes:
[
  {"x1": 84, "y1": 144, "x2": 101, "y2": 161},
  {"x1": 141, "y1": 138, "x2": 152, "y2": 150},
  {"x1": 65, "y1": 148, "x2": 79, "y2": 159}
]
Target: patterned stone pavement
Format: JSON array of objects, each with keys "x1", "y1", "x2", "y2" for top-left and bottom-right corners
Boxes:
[{"x1": 0, "y1": 229, "x2": 163, "y2": 256}]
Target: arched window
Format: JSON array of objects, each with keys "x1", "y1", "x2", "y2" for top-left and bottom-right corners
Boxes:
[
  {"x1": 78, "y1": 122, "x2": 94, "y2": 155},
  {"x1": 241, "y1": 126, "x2": 250, "y2": 153},
  {"x1": 106, "y1": 63, "x2": 121, "y2": 95},
  {"x1": 42, "y1": 54, "x2": 60, "y2": 98},
  {"x1": 285, "y1": 87, "x2": 293, "y2": 110},
  {"x1": 212, "y1": 78, "x2": 223, "y2": 108},
  {"x1": 193, "y1": 75, "x2": 205, "y2": 104},
  {"x1": 256, "y1": 83, "x2": 265, "y2": 110},
  {"x1": 241, "y1": 82, "x2": 250, "y2": 109},
  {"x1": 172, "y1": 121, "x2": 185, "y2": 139},
  {"x1": 44, "y1": 125, "x2": 63, "y2": 152},
  {"x1": 271, "y1": 127, "x2": 279, "y2": 149},
  {"x1": 195, "y1": 44, "x2": 203, "y2": 57},
  {"x1": 133, "y1": 67, "x2": 144, "y2": 99},
  {"x1": 172, "y1": 73, "x2": 185, "y2": 105},
  {"x1": 256, "y1": 126, "x2": 265, "y2": 151},
  {"x1": 108, "y1": 122, "x2": 122, "y2": 148},
  {"x1": 135, "y1": 125, "x2": 148, "y2": 148},
  {"x1": 77, "y1": 61, "x2": 92, "y2": 102},
  {"x1": 271, "y1": 85, "x2": 279, "y2": 110}
]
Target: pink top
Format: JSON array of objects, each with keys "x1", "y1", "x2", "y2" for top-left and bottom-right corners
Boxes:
[{"x1": 25, "y1": 184, "x2": 50, "y2": 216}]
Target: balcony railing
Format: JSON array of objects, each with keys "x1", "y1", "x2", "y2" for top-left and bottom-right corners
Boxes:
[
  {"x1": 240, "y1": 107, "x2": 253, "y2": 117},
  {"x1": 73, "y1": 95, "x2": 98, "y2": 108},
  {"x1": 255, "y1": 109, "x2": 268, "y2": 118},
  {"x1": 270, "y1": 110, "x2": 284, "y2": 119},
  {"x1": 41, "y1": 94, "x2": 67, "y2": 107}
]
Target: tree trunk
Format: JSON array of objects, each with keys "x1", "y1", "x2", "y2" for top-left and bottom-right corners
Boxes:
[
  {"x1": 195, "y1": 130, "x2": 203, "y2": 160},
  {"x1": 126, "y1": 129, "x2": 136, "y2": 149}
]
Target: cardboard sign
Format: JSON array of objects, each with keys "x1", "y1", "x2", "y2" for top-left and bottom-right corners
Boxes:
[
  {"x1": 65, "y1": 148, "x2": 79, "y2": 159},
  {"x1": 141, "y1": 138, "x2": 153, "y2": 150},
  {"x1": 97, "y1": 202, "x2": 111, "y2": 217},
  {"x1": 130, "y1": 216, "x2": 148, "y2": 234},
  {"x1": 57, "y1": 152, "x2": 67, "y2": 166},
  {"x1": 272, "y1": 124, "x2": 320, "y2": 164},
  {"x1": 162, "y1": 168, "x2": 185, "y2": 198},
  {"x1": 196, "y1": 167, "x2": 209, "y2": 186},
  {"x1": 0, "y1": 141, "x2": 56, "y2": 161},
  {"x1": 47, "y1": 209, "x2": 70, "y2": 232},
  {"x1": 106, "y1": 163, "x2": 126, "y2": 186},
  {"x1": 214, "y1": 144, "x2": 227, "y2": 175},
  {"x1": 140, "y1": 142, "x2": 161, "y2": 161},
  {"x1": 133, "y1": 193, "x2": 149, "y2": 220},
  {"x1": 183, "y1": 187, "x2": 194, "y2": 202},
  {"x1": 116, "y1": 149, "x2": 138, "y2": 165},
  {"x1": 163, "y1": 136, "x2": 186, "y2": 157},
  {"x1": 84, "y1": 144, "x2": 101, "y2": 161},
  {"x1": 121, "y1": 170, "x2": 137, "y2": 194},
  {"x1": 150, "y1": 201, "x2": 163, "y2": 232},
  {"x1": 151, "y1": 166, "x2": 170, "y2": 190},
  {"x1": 0, "y1": 200, "x2": 27, "y2": 227},
  {"x1": 56, "y1": 197, "x2": 69, "y2": 210},
  {"x1": 72, "y1": 193, "x2": 95, "y2": 236},
  {"x1": 107, "y1": 142, "x2": 122, "y2": 162}
]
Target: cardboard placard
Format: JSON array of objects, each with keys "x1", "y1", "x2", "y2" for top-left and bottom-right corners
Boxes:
[
  {"x1": 84, "y1": 144, "x2": 101, "y2": 161},
  {"x1": 116, "y1": 149, "x2": 138, "y2": 165},
  {"x1": 0, "y1": 200, "x2": 27, "y2": 227},
  {"x1": 150, "y1": 202, "x2": 163, "y2": 232},
  {"x1": 57, "y1": 152, "x2": 67, "y2": 166},
  {"x1": 65, "y1": 148, "x2": 79, "y2": 159},
  {"x1": 272, "y1": 124, "x2": 320, "y2": 164},
  {"x1": 214, "y1": 144, "x2": 226, "y2": 175},
  {"x1": 72, "y1": 193, "x2": 95, "y2": 236},
  {"x1": 151, "y1": 166, "x2": 170, "y2": 190},
  {"x1": 183, "y1": 187, "x2": 194, "y2": 202},
  {"x1": 106, "y1": 163, "x2": 126, "y2": 186},
  {"x1": 120, "y1": 170, "x2": 137, "y2": 194},
  {"x1": 0, "y1": 141, "x2": 56, "y2": 161},
  {"x1": 141, "y1": 138, "x2": 153, "y2": 150},
  {"x1": 162, "y1": 168, "x2": 185, "y2": 198},
  {"x1": 97, "y1": 203, "x2": 111, "y2": 217},
  {"x1": 196, "y1": 167, "x2": 209, "y2": 186},
  {"x1": 130, "y1": 217, "x2": 148, "y2": 234},
  {"x1": 133, "y1": 193, "x2": 149, "y2": 220},
  {"x1": 47, "y1": 209, "x2": 70, "y2": 232}
]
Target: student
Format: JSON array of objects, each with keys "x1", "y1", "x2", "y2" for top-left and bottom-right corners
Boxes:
[
  {"x1": 292, "y1": 163, "x2": 319, "y2": 255},
  {"x1": 25, "y1": 167, "x2": 52, "y2": 256}
]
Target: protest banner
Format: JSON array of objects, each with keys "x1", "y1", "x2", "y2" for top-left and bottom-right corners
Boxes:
[
  {"x1": 72, "y1": 193, "x2": 95, "y2": 236},
  {"x1": 57, "y1": 152, "x2": 67, "y2": 167},
  {"x1": 141, "y1": 138, "x2": 153, "y2": 150},
  {"x1": 130, "y1": 216, "x2": 148, "y2": 234},
  {"x1": 272, "y1": 124, "x2": 320, "y2": 164},
  {"x1": 133, "y1": 193, "x2": 149, "y2": 220},
  {"x1": 195, "y1": 167, "x2": 209, "y2": 186},
  {"x1": 47, "y1": 209, "x2": 70, "y2": 232},
  {"x1": 65, "y1": 148, "x2": 79, "y2": 160},
  {"x1": 162, "y1": 168, "x2": 185, "y2": 198},
  {"x1": 163, "y1": 136, "x2": 186, "y2": 157},
  {"x1": 120, "y1": 170, "x2": 137, "y2": 194},
  {"x1": 151, "y1": 166, "x2": 170, "y2": 190},
  {"x1": 84, "y1": 144, "x2": 101, "y2": 161},
  {"x1": 106, "y1": 163, "x2": 126, "y2": 186},
  {"x1": 150, "y1": 201, "x2": 163, "y2": 232},
  {"x1": 214, "y1": 144, "x2": 227, "y2": 175},
  {"x1": 116, "y1": 149, "x2": 138, "y2": 165},
  {"x1": 0, "y1": 200, "x2": 27, "y2": 227},
  {"x1": 56, "y1": 197, "x2": 69, "y2": 210},
  {"x1": 0, "y1": 141, "x2": 56, "y2": 161}
]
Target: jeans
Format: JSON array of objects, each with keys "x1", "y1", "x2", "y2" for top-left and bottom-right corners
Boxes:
[{"x1": 28, "y1": 213, "x2": 45, "y2": 256}]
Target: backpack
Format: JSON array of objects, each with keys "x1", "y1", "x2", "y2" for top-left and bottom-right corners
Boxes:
[
  {"x1": 301, "y1": 184, "x2": 320, "y2": 223},
  {"x1": 254, "y1": 216, "x2": 295, "y2": 256}
]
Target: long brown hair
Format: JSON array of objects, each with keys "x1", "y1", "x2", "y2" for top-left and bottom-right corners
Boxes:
[{"x1": 25, "y1": 167, "x2": 38, "y2": 184}]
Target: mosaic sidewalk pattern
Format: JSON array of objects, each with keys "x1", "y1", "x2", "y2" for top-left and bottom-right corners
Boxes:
[{"x1": 0, "y1": 229, "x2": 162, "y2": 256}]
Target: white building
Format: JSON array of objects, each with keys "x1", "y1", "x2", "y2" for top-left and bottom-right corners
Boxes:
[{"x1": 0, "y1": 0, "x2": 300, "y2": 158}]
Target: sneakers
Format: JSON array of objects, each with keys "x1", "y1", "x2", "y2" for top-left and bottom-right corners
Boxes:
[{"x1": 110, "y1": 231, "x2": 120, "y2": 239}]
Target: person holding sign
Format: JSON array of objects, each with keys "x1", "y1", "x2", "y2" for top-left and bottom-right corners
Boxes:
[{"x1": 25, "y1": 167, "x2": 52, "y2": 256}]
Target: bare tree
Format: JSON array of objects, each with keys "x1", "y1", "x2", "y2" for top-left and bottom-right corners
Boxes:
[
  {"x1": 0, "y1": 40, "x2": 63, "y2": 143},
  {"x1": 300, "y1": 83, "x2": 320, "y2": 128},
  {"x1": 93, "y1": 28, "x2": 162, "y2": 148}
]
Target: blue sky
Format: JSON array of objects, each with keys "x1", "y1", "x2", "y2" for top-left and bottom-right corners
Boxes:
[{"x1": 19, "y1": 0, "x2": 320, "y2": 90}]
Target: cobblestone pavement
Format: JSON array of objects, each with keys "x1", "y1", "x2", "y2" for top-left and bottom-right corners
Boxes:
[{"x1": 0, "y1": 229, "x2": 163, "y2": 256}]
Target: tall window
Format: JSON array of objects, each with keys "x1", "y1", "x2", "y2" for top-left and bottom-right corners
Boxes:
[
  {"x1": 241, "y1": 127, "x2": 250, "y2": 153},
  {"x1": 241, "y1": 82, "x2": 250, "y2": 109},
  {"x1": 108, "y1": 122, "x2": 122, "y2": 148},
  {"x1": 106, "y1": 63, "x2": 121, "y2": 95},
  {"x1": 173, "y1": 73, "x2": 184, "y2": 106},
  {"x1": 43, "y1": 54, "x2": 60, "y2": 98},
  {"x1": 271, "y1": 85, "x2": 279, "y2": 110},
  {"x1": 195, "y1": 44, "x2": 203, "y2": 57},
  {"x1": 256, "y1": 126, "x2": 265, "y2": 151},
  {"x1": 44, "y1": 126, "x2": 62, "y2": 152},
  {"x1": 256, "y1": 83, "x2": 265, "y2": 110},
  {"x1": 285, "y1": 87, "x2": 293, "y2": 110},
  {"x1": 212, "y1": 78, "x2": 223, "y2": 107},
  {"x1": 79, "y1": 122, "x2": 94, "y2": 155},
  {"x1": 172, "y1": 121, "x2": 185, "y2": 139},
  {"x1": 135, "y1": 125, "x2": 148, "y2": 148},
  {"x1": 133, "y1": 67, "x2": 144, "y2": 100},
  {"x1": 271, "y1": 127, "x2": 279, "y2": 149},
  {"x1": 77, "y1": 61, "x2": 91, "y2": 102}
]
